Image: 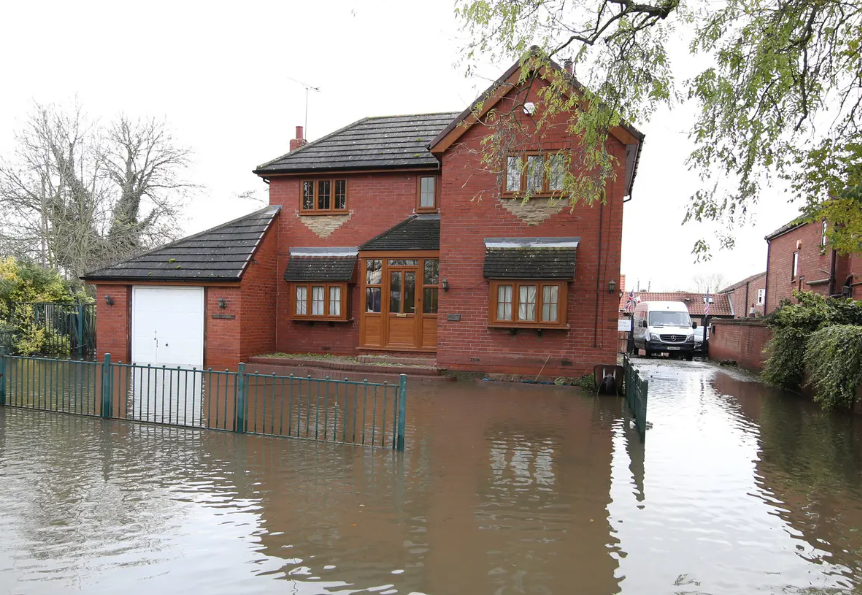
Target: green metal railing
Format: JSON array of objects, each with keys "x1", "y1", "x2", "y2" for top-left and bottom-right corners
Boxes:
[
  {"x1": 0, "y1": 350, "x2": 408, "y2": 451},
  {"x1": 623, "y1": 354, "x2": 648, "y2": 440},
  {"x1": 3, "y1": 302, "x2": 96, "y2": 357}
]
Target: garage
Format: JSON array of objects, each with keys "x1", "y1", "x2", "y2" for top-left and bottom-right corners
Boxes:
[{"x1": 131, "y1": 286, "x2": 205, "y2": 367}]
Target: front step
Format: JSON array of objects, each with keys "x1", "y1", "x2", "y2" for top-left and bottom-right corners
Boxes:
[
  {"x1": 357, "y1": 355, "x2": 437, "y2": 367},
  {"x1": 247, "y1": 355, "x2": 443, "y2": 379}
]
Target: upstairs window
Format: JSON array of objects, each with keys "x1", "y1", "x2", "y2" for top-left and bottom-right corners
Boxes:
[
  {"x1": 301, "y1": 179, "x2": 347, "y2": 214},
  {"x1": 503, "y1": 153, "x2": 568, "y2": 197},
  {"x1": 757, "y1": 288, "x2": 765, "y2": 305},
  {"x1": 791, "y1": 252, "x2": 799, "y2": 280},
  {"x1": 821, "y1": 220, "x2": 828, "y2": 251},
  {"x1": 417, "y1": 176, "x2": 438, "y2": 212}
]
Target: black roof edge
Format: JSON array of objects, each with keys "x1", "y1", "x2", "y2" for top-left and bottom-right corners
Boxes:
[
  {"x1": 253, "y1": 160, "x2": 442, "y2": 177},
  {"x1": 81, "y1": 275, "x2": 243, "y2": 283},
  {"x1": 765, "y1": 219, "x2": 807, "y2": 241}
]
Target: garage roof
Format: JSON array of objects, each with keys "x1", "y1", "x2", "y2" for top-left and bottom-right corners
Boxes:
[{"x1": 81, "y1": 206, "x2": 281, "y2": 282}]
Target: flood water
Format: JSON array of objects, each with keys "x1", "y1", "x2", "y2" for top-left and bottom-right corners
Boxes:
[{"x1": 1, "y1": 360, "x2": 862, "y2": 594}]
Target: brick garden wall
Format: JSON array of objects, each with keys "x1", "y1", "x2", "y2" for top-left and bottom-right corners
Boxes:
[
  {"x1": 709, "y1": 319, "x2": 772, "y2": 372},
  {"x1": 95, "y1": 285, "x2": 131, "y2": 362},
  {"x1": 268, "y1": 171, "x2": 433, "y2": 355},
  {"x1": 436, "y1": 83, "x2": 627, "y2": 377}
]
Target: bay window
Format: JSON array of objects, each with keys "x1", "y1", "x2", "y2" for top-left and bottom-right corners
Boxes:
[
  {"x1": 292, "y1": 282, "x2": 349, "y2": 321},
  {"x1": 489, "y1": 280, "x2": 567, "y2": 328}
]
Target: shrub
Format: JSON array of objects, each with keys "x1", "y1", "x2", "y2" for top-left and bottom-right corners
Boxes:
[
  {"x1": 805, "y1": 325, "x2": 862, "y2": 411},
  {"x1": 762, "y1": 291, "x2": 862, "y2": 391}
]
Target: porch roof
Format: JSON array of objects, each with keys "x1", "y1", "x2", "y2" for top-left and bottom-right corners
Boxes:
[
  {"x1": 359, "y1": 215, "x2": 440, "y2": 251},
  {"x1": 482, "y1": 237, "x2": 579, "y2": 280}
]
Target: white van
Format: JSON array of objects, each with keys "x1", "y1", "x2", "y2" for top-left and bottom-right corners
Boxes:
[{"x1": 631, "y1": 301, "x2": 697, "y2": 360}]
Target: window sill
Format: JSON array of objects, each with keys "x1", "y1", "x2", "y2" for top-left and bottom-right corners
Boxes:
[
  {"x1": 292, "y1": 317, "x2": 353, "y2": 323},
  {"x1": 299, "y1": 211, "x2": 349, "y2": 217},
  {"x1": 500, "y1": 193, "x2": 566, "y2": 200},
  {"x1": 416, "y1": 207, "x2": 439, "y2": 214},
  {"x1": 488, "y1": 323, "x2": 569, "y2": 330}
]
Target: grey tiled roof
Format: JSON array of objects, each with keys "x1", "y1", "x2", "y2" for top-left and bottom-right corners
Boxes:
[
  {"x1": 82, "y1": 206, "x2": 281, "y2": 282},
  {"x1": 483, "y1": 237, "x2": 579, "y2": 279},
  {"x1": 284, "y1": 248, "x2": 357, "y2": 282},
  {"x1": 360, "y1": 215, "x2": 440, "y2": 251},
  {"x1": 765, "y1": 218, "x2": 806, "y2": 240},
  {"x1": 255, "y1": 113, "x2": 459, "y2": 174}
]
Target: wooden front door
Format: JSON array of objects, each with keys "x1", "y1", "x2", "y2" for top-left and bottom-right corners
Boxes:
[{"x1": 359, "y1": 255, "x2": 439, "y2": 351}]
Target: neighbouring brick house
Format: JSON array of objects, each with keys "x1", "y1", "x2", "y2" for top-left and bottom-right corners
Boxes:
[
  {"x1": 764, "y1": 219, "x2": 862, "y2": 314},
  {"x1": 619, "y1": 291, "x2": 733, "y2": 326},
  {"x1": 82, "y1": 56, "x2": 645, "y2": 376},
  {"x1": 719, "y1": 272, "x2": 767, "y2": 318}
]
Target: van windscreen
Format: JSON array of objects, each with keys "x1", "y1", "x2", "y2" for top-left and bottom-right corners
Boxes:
[{"x1": 649, "y1": 311, "x2": 691, "y2": 327}]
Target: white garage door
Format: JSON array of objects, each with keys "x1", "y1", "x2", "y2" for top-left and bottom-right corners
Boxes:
[{"x1": 132, "y1": 286, "x2": 204, "y2": 367}]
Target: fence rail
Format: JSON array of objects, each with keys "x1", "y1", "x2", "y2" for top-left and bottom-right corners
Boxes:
[
  {"x1": 623, "y1": 354, "x2": 648, "y2": 440},
  {"x1": 0, "y1": 350, "x2": 407, "y2": 451},
  {"x1": 2, "y1": 302, "x2": 96, "y2": 357}
]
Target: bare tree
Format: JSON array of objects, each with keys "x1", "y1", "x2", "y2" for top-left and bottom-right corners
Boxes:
[
  {"x1": 0, "y1": 102, "x2": 193, "y2": 282},
  {"x1": 692, "y1": 273, "x2": 728, "y2": 294}
]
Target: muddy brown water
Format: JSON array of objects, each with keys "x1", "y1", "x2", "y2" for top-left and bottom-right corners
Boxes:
[{"x1": 1, "y1": 360, "x2": 861, "y2": 594}]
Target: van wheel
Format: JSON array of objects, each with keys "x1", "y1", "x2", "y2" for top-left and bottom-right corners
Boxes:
[
  {"x1": 685, "y1": 354, "x2": 693, "y2": 362},
  {"x1": 644, "y1": 349, "x2": 652, "y2": 358}
]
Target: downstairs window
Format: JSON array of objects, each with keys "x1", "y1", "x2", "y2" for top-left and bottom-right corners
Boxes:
[
  {"x1": 488, "y1": 280, "x2": 567, "y2": 328},
  {"x1": 292, "y1": 282, "x2": 349, "y2": 321}
]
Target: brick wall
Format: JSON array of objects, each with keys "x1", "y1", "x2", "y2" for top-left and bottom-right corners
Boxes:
[
  {"x1": 268, "y1": 171, "x2": 432, "y2": 355},
  {"x1": 95, "y1": 285, "x2": 131, "y2": 362},
  {"x1": 436, "y1": 82, "x2": 627, "y2": 376},
  {"x1": 709, "y1": 319, "x2": 772, "y2": 371},
  {"x1": 724, "y1": 273, "x2": 766, "y2": 318},
  {"x1": 239, "y1": 223, "x2": 279, "y2": 362},
  {"x1": 204, "y1": 286, "x2": 242, "y2": 369}
]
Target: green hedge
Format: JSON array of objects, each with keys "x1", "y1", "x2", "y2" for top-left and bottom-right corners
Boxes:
[
  {"x1": 762, "y1": 291, "x2": 862, "y2": 410},
  {"x1": 806, "y1": 325, "x2": 862, "y2": 410}
]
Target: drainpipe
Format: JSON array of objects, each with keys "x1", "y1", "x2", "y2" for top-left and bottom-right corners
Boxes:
[
  {"x1": 763, "y1": 240, "x2": 772, "y2": 315},
  {"x1": 593, "y1": 202, "x2": 604, "y2": 348},
  {"x1": 828, "y1": 248, "x2": 837, "y2": 296},
  {"x1": 743, "y1": 282, "x2": 749, "y2": 318}
]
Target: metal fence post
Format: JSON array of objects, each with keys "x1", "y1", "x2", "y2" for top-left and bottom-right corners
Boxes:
[
  {"x1": 101, "y1": 353, "x2": 112, "y2": 419},
  {"x1": 76, "y1": 301, "x2": 85, "y2": 358},
  {"x1": 0, "y1": 346, "x2": 6, "y2": 407},
  {"x1": 235, "y1": 363, "x2": 246, "y2": 434},
  {"x1": 396, "y1": 374, "x2": 407, "y2": 451}
]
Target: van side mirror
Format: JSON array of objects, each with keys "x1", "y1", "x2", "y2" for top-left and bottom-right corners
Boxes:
[
  {"x1": 692, "y1": 322, "x2": 698, "y2": 329},
  {"x1": 641, "y1": 320, "x2": 648, "y2": 328}
]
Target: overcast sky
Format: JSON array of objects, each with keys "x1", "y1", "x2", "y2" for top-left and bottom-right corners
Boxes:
[{"x1": 0, "y1": 0, "x2": 802, "y2": 292}]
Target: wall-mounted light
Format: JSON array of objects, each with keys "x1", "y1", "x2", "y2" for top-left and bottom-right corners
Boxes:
[
  {"x1": 442, "y1": 278, "x2": 449, "y2": 292},
  {"x1": 218, "y1": 297, "x2": 228, "y2": 309},
  {"x1": 608, "y1": 279, "x2": 616, "y2": 294},
  {"x1": 104, "y1": 295, "x2": 114, "y2": 306}
]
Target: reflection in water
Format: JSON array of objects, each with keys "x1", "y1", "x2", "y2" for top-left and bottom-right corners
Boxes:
[{"x1": 1, "y1": 365, "x2": 862, "y2": 594}]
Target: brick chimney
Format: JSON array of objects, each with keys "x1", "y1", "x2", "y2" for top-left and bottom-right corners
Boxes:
[
  {"x1": 289, "y1": 126, "x2": 307, "y2": 151},
  {"x1": 563, "y1": 58, "x2": 574, "y2": 76},
  {"x1": 620, "y1": 274, "x2": 626, "y2": 295}
]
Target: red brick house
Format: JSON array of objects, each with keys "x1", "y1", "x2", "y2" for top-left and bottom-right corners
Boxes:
[
  {"x1": 719, "y1": 272, "x2": 767, "y2": 318},
  {"x1": 764, "y1": 220, "x2": 862, "y2": 314},
  {"x1": 83, "y1": 57, "x2": 644, "y2": 376}
]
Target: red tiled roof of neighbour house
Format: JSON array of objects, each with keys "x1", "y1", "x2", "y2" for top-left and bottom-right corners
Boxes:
[
  {"x1": 618, "y1": 292, "x2": 734, "y2": 317},
  {"x1": 719, "y1": 272, "x2": 766, "y2": 294}
]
